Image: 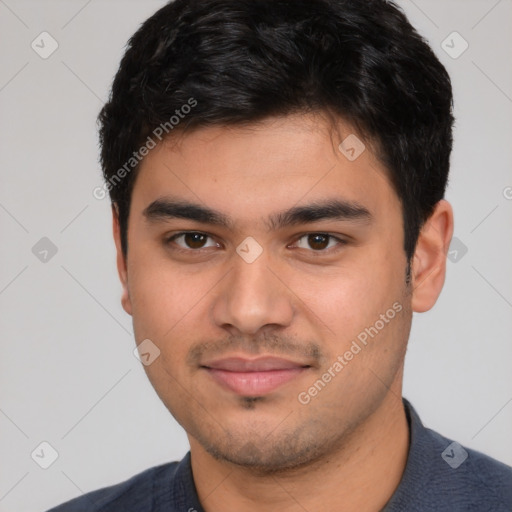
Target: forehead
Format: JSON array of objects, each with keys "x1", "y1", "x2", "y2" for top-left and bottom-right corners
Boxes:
[{"x1": 131, "y1": 114, "x2": 399, "y2": 228}]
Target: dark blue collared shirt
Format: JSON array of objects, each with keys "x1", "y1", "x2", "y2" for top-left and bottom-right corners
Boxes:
[{"x1": 47, "y1": 399, "x2": 512, "y2": 511}]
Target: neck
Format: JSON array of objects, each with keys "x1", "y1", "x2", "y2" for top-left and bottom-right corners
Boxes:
[{"x1": 189, "y1": 390, "x2": 410, "y2": 512}]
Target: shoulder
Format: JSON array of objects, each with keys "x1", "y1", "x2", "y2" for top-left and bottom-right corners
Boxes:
[
  {"x1": 426, "y1": 426, "x2": 512, "y2": 509},
  {"x1": 45, "y1": 461, "x2": 179, "y2": 512},
  {"x1": 385, "y1": 400, "x2": 512, "y2": 512}
]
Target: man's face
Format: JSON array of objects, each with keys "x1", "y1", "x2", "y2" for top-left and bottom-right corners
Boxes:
[{"x1": 118, "y1": 114, "x2": 413, "y2": 470}]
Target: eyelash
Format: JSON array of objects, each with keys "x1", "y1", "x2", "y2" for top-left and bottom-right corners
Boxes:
[{"x1": 164, "y1": 231, "x2": 348, "y2": 256}]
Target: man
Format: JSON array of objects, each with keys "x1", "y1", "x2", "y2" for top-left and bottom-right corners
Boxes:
[{"x1": 48, "y1": 0, "x2": 512, "y2": 510}]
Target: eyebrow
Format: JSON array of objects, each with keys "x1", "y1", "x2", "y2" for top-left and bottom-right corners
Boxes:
[{"x1": 143, "y1": 196, "x2": 373, "y2": 231}]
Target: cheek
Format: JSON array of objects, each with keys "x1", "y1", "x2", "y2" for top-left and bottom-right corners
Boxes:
[
  {"x1": 285, "y1": 253, "x2": 405, "y2": 355},
  {"x1": 127, "y1": 250, "x2": 192, "y2": 339},
  {"x1": 126, "y1": 250, "x2": 221, "y2": 368},
  {"x1": 284, "y1": 260, "x2": 385, "y2": 323},
  {"x1": 128, "y1": 264, "x2": 200, "y2": 391}
]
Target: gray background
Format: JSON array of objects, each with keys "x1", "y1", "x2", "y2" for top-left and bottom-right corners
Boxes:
[{"x1": 0, "y1": 1, "x2": 511, "y2": 510}]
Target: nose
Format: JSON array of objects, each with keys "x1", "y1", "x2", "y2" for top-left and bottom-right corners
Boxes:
[{"x1": 212, "y1": 250, "x2": 294, "y2": 336}]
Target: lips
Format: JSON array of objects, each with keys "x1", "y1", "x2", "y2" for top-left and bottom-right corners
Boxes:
[
  {"x1": 204, "y1": 356, "x2": 308, "y2": 372},
  {"x1": 201, "y1": 356, "x2": 311, "y2": 396}
]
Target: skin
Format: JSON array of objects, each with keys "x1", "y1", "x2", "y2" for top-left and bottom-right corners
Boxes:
[{"x1": 113, "y1": 113, "x2": 454, "y2": 511}]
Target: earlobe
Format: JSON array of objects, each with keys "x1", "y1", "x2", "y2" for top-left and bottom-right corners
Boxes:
[
  {"x1": 411, "y1": 200, "x2": 454, "y2": 313},
  {"x1": 112, "y1": 204, "x2": 133, "y2": 316}
]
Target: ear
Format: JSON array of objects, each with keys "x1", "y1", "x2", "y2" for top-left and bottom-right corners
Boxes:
[
  {"x1": 112, "y1": 204, "x2": 133, "y2": 316},
  {"x1": 411, "y1": 199, "x2": 454, "y2": 313}
]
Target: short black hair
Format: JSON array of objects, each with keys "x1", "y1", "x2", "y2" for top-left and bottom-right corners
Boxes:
[{"x1": 98, "y1": 0, "x2": 454, "y2": 269}]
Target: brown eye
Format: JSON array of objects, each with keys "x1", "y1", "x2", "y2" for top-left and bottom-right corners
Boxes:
[
  {"x1": 307, "y1": 234, "x2": 330, "y2": 250},
  {"x1": 293, "y1": 233, "x2": 347, "y2": 253},
  {"x1": 183, "y1": 232, "x2": 208, "y2": 249},
  {"x1": 166, "y1": 232, "x2": 218, "y2": 250}
]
